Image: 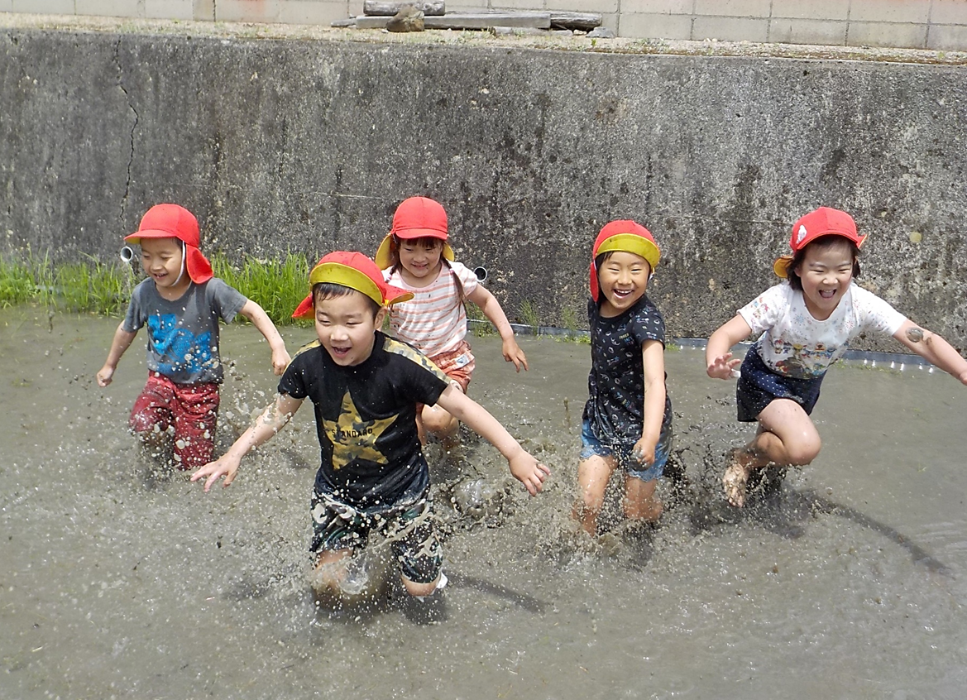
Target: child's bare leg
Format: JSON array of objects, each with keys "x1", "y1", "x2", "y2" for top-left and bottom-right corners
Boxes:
[
  {"x1": 725, "y1": 398, "x2": 821, "y2": 507},
  {"x1": 421, "y1": 382, "x2": 462, "y2": 446},
  {"x1": 623, "y1": 476, "x2": 662, "y2": 523},
  {"x1": 573, "y1": 454, "x2": 616, "y2": 536},
  {"x1": 421, "y1": 404, "x2": 458, "y2": 442},
  {"x1": 310, "y1": 549, "x2": 353, "y2": 596},
  {"x1": 401, "y1": 572, "x2": 445, "y2": 598}
]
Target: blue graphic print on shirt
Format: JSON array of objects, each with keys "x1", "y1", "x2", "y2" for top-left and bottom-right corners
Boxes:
[{"x1": 147, "y1": 313, "x2": 214, "y2": 376}]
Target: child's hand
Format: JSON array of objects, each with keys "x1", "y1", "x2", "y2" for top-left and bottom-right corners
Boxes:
[
  {"x1": 96, "y1": 365, "x2": 115, "y2": 387},
  {"x1": 508, "y1": 450, "x2": 550, "y2": 496},
  {"x1": 502, "y1": 339, "x2": 529, "y2": 372},
  {"x1": 190, "y1": 455, "x2": 241, "y2": 492},
  {"x1": 271, "y1": 348, "x2": 291, "y2": 376},
  {"x1": 707, "y1": 353, "x2": 741, "y2": 380},
  {"x1": 631, "y1": 437, "x2": 656, "y2": 467}
]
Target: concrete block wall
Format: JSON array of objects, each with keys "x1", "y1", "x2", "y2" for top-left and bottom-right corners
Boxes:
[
  {"x1": 605, "y1": 0, "x2": 967, "y2": 50},
  {"x1": 5, "y1": 1, "x2": 967, "y2": 49}
]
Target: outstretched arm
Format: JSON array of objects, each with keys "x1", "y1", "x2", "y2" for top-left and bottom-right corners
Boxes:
[
  {"x1": 238, "y1": 300, "x2": 291, "y2": 375},
  {"x1": 97, "y1": 323, "x2": 138, "y2": 387},
  {"x1": 435, "y1": 384, "x2": 548, "y2": 495},
  {"x1": 893, "y1": 320, "x2": 967, "y2": 385},
  {"x1": 190, "y1": 393, "x2": 304, "y2": 491},
  {"x1": 467, "y1": 285, "x2": 528, "y2": 371},
  {"x1": 706, "y1": 315, "x2": 753, "y2": 380}
]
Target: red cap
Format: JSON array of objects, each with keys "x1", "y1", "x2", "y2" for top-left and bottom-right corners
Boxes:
[
  {"x1": 392, "y1": 196, "x2": 448, "y2": 239},
  {"x1": 292, "y1": 251, "x2": 414, "y2": 319},
  {"x1": 124, "y1": 204, "x2": 213, "y2": 284},
  {"x1": 375, "y1": 196, "x2": 455, "y2": 269},
  {"x1": 774, "y1": 207, "x2": 867, "y2": 277},
  {"x1": 589, "y1": 220, "x2": 661, "y2": 302}
]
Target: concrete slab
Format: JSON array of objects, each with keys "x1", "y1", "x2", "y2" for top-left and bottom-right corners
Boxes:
[
  {"x1": 620, "y1": 12, "x2": 693, "y2": 40},
  {"x1": 770, "y1": 0, "x2": 849, "y2": 21},
  {"x1": 769, "y1": 18, "x2": 847, "y2": 46},
  {"x1": 849, "y1": 0, "x2": 931, "y2": 24},
  {"x1": 694, "y1": 0, "x2": 772, "y2": 18},
  {"x1": 848, "y1": 20, "x2": 928, "y2": 49},
  {"x1": 927, "y1": 22, "x2": 967, "y2": 49},
  {"x1": 693, "y1": 15, "x2": 769, "y2": 42}
]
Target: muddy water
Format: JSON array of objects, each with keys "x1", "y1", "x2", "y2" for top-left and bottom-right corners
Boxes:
[{"x1": 2, "y1": 307, "x2": 966, "y2": 699}]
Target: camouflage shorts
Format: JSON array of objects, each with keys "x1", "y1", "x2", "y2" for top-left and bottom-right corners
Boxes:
[{"x1": 309, "y1": 491, "x2": 442, "y2": 585}]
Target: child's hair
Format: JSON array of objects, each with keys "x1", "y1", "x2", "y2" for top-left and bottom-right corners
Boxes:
[
  {"x1": 312, "y1": 282, "x2": 382, "y2": 318},
  {"x1": 786, "y1": 236, "x2": 861, "y2": 292},
  {"x1": 388, "y1": 234, "x2": 467, "y2": 304},
  {"x1": 594, "y1": 251, "x2": 613, "y2": 268}
]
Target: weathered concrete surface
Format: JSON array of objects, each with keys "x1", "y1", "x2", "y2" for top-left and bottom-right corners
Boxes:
[{"x1": 2, "y1": 20, "x2": 967, "y2": 351}]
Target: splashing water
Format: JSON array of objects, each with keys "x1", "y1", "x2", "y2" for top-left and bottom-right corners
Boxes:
[{"x1": 3, "y1": 307, "x2": 967, "y2": 698}]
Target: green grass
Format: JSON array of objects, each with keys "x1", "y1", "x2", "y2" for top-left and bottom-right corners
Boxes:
[
  {"x1": 54, "y1": 256, "x2": 129, "y2": 315},
  {"x1": 465, "y1": 301, "x2": 497, "y2": 337},
  {"x1": 0, "y1": 257, "x2": 41, "y2": 307},
  {"x1": 0, "y1": 250, "x2": 313, "y2": 325},
  {"x1": 211, "y1": 253, "x2": 311, "y2": 326},
  {"x1": 517, "y1": 299, "x2": 540, "y2": 328}
]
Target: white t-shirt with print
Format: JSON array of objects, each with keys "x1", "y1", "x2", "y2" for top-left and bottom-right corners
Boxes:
[{"x1": 738, "y1": 282, "x2": 906, "y2": 379}]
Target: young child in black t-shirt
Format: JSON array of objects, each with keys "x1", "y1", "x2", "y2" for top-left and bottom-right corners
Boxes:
[
  {"x1": 573, "y1": 220, "x2": 673, "y2": 537},
  {"x1": 192, "y1": 251, "x2": 549, "y2": 601}
]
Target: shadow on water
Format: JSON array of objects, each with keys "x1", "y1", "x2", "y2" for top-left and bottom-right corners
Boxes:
[
  {"x1": 445, "y1": 571, "x2": 547, "y2": 614},
  {"x1": 687, "y1": 466, "x2": 953, "y2": 577}
]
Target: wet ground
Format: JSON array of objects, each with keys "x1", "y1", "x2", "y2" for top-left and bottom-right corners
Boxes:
[{"x1": 2, "y1": 306, "x2": 966, "y2": 699}]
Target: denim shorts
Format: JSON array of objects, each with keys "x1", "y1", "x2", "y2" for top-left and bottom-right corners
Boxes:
[{"x1": 579, "y1": 419, "x2": 672, "y2": 483}]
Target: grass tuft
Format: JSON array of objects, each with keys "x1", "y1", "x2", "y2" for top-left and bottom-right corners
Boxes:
[
  {"x1": 0, "y1": 250, "x2": 314, "y2": 325},
  {"x1": 211, "y1": 253, "x2": 311, "y2": 326}
]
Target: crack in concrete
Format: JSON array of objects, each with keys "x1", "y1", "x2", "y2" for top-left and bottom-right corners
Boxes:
[{"x1": 113, "y1": 37, "x2": 139, "y2": 225}]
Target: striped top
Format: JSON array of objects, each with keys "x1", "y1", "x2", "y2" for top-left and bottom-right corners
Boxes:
[{"x1": 384, "y1": 261, "x2": 479, "y2": 358}]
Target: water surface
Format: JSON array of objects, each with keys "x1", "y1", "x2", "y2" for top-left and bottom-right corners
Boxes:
[{"x1": 2, "y1": 308, "x2": 966, "y2": 699}]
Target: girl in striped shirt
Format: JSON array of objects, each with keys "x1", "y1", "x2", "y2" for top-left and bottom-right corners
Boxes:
[{"x1": 375, "y1": 197, "x2": 528, "y2": 445}]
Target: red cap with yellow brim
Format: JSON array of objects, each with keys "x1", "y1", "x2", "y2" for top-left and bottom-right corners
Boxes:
[
  {"x1": 375, "y1": 197, "x2": 455, "y2": 269},
  {"x1": 589, "y1": 220, "x2": 661, "y2": 302},
  {"x1": 291, "y1": 251, "x2": 414, "y2": 319}
]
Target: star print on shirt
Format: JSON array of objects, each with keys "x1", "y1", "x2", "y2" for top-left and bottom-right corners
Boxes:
[{"x1": 323, "y1": 390, "x2": 396, "y2": 470}]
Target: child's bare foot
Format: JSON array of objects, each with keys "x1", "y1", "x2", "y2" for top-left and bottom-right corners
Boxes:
[{"x1": 723, "y1": 449, "x2": 753, "y2": 508}]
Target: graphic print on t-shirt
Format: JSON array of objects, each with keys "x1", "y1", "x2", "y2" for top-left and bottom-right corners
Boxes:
[
  {"x1": 147, "y1": 313, "x2": 214, "y2": 376},
  {"x1": 323, "y1": 390, "x2": 396, "y2": 470}
]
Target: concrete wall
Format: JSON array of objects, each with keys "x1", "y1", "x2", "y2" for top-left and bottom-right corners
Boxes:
[
  {"x1": 5, "y1": 1, "x2": 967, "y2": 49},
  {"x1": 2, "y1": 24, "x2": 967, "y2": 351}
]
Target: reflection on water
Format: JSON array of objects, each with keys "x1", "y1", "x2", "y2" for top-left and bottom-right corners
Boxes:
[{"x1": 2, "y1": 307, "x2": 966, "y2": 699}]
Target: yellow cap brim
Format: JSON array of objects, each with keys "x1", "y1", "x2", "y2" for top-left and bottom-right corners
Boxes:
[
  {"x1": 773, "y1": 255, "x2": 793, "y2": 278},
  {"x1": 309, "y1": 261, "x2": 415, "y2": 307},
  {"x1": 596, "y1": 233, "x2": 660, "y2": 270}
]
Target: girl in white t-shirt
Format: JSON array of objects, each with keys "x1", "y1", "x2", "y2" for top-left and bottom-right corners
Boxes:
[
  {"x1": 375, "y1": 196, "x2": 528, "y2": 445},
  {"x1": 706, "y1": 207, "x2": 967, "y2": 507}
]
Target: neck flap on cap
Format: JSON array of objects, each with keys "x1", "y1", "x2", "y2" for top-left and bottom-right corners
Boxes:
[{"x1": 125, "y1": 204, "x2": 213, "y2": 284}]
